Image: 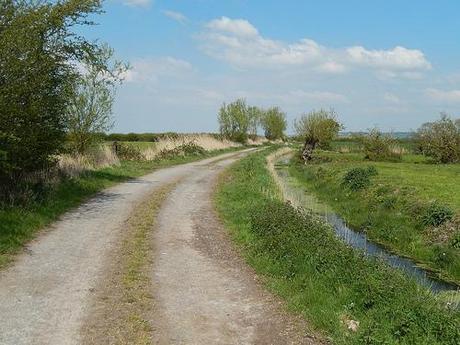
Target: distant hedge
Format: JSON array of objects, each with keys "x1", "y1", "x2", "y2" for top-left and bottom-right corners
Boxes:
[{"x1": 101, "y1": 132, "x2": 224, "y2": 142}]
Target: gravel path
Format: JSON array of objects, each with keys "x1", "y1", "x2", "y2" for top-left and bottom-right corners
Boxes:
[
  {"x1": 150, "y1": 154, "x2": 320, "y2": 345},
  {"x1": 0, "y1": 149, "x2": 320, "y2": 345}
]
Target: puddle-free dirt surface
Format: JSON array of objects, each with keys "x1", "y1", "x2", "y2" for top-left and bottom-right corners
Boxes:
[{"x1": 150, "y1": 155, "x2": 320, "y2": 345}]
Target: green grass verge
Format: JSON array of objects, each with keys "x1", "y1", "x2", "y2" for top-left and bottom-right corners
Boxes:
[
  {"x1": 287, "y1": 150, "x2": 460, "y2": 284},
  {"x1": 0, "y1": 147, "x2": 242, "y2": 268},
  {"x1": 215, "y1": 148, "x2": 459, "y2": 345}
]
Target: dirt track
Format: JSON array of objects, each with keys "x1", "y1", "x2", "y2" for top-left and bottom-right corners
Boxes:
[{"x1": 0, "y1": 149, "x2": 319, "y2": 345}]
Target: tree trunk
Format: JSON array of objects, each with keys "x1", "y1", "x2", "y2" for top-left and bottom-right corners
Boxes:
[{"x1": 301, "y1": 140, "x2": 316, "y2": 164}]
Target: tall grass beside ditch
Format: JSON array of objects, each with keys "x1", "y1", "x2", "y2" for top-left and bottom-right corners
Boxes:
[
  {"x1": 215, "y1": 148, "x2": 460, "y2": 344},
  {"x1": 287, "y1": 151, "x2": 460, "y2": 284}
]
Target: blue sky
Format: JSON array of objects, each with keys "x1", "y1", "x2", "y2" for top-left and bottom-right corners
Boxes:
[{"x1": 83, "y1": 0, "x2": 460, "y2": 133}]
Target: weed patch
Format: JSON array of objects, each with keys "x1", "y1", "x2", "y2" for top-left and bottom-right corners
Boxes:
[
  {"x1": 342, "y1": 166, "x2": 378, "y2": 191},
  {"x1": 422, "y1": 202, "x2": 454, "y2": 227}
]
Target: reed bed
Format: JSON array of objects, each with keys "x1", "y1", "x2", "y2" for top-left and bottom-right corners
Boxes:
[
  {"x1": 58, "y1": 144, "x2": 119, "y2": 178},
  {"x1": 141, "y1": 134, "x2": 241, "y2": 161}
]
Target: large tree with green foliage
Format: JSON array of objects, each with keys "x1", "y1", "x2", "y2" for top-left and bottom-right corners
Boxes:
[
  {"x1": 261, "y1": 106, "x2": 287, "y2": 140},
  {"x1": 218, "y1": 98, "x2": 250, "y2": 143},
  {"x1": 294, "y1": 109, "x2": 342, "y2": 162},
  {"x1": 247, "y1": 105, "x2": 262, "y2": 139},
  {"x1": 67, "y1": 45, "x2": 127, "y2": 154},
  {"x1": 359, "y1": 128, "x2": 401, "y2": 161},
  {"x1": 0, "y1": 0, "x2": 105, "y2": 182},
  {"x1": 416, "y1": 113, "x2": 460, "y2": 163}
]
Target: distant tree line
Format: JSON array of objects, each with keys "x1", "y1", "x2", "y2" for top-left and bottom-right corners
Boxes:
[
  {"x1": 217, "y1": 98, "x2": 287, "y2": 143},
  {"x1": 217, "y1": 100, "x2": 459, "y2": 165}
]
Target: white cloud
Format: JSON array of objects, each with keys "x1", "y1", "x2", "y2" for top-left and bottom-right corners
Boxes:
[
  {"x1": 123, "y1": 57, "x2": 193, "y2": 83},
  {"x1": 162, "y1": 10, "x2": 187, "y2": 24},
  {"x1": 206, "y1": 17, "x2": 259, "y2": 37},
  {"x1": 383, "y1": 93, "x2": 401, "y2": 104},
  {"x1": 375, "y1": 70, "x2": 424, "y2": 81},
  {"x1": 200, "y1": 17, "x2": 431, "y2": 78},
  {"x1": 200, "y1": 29, "x2": 322, "y2": 68},
  {"x1": 285, "y1": 90, "x2": 349, "y2": 103},
  {"x1": 425, "y1": 88, "x2": 460, "y2": 103},
  {"x1": 123, "y1": 0, "x2": 151, "y2": 8},
  {"x1": 347, "y1": 46, "x2": 431, "y2": 70},
  {"x1": 316, "y1": 61, "x2": 347, "y2": 74}
]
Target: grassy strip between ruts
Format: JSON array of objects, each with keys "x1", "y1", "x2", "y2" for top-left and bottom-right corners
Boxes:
[
  {"x1": 0, "y1": 147, "x2": 243, "y2": 268},
  {"x1": 81, "y1": 181, "x2": 177, "y2": 344},
  {"x1": 215, "y1": 148, "x2": 460, "y2": 345}
]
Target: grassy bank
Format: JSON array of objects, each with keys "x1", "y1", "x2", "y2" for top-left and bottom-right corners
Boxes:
[
  {"x1": 287, "y1": 151, "x2": 460, "y2": 284},
  {"x1": 215, "y1": 148, "x2": 459, "y2": 344},
  {"x1": 0, "y1": 147, "x2": 241, "y2": 268}
]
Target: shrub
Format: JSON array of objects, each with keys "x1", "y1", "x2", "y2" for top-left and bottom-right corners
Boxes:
[
  {"x1": 177, "y1": 142, "x2": 206, "y2": 156},
  {"x1": 416, "y1": 113, "x2": 460, "y2": 163},
  {"x1": 359, "y1": 129, "x2": 402, "y2": 161},
  {"x1": 422, "y1": 202, "x2": 454, "y2": 227},
  {"x1": 113, "y1": 142, "x2": 143, "y2": 161},
  {"x1": 155, "y1": 142, "x2": 206, "y2": 160},
  {"x1": 342, "y1": 166, "x2": 378, "y2": 191}
]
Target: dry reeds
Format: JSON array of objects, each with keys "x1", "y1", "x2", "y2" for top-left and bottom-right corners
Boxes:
[
  {"x1": 142, "y1": 134, "x2": 241, "y2": 161},
  {"x1": 58, "y1": 144, "x2": 119, "y2": 178}
]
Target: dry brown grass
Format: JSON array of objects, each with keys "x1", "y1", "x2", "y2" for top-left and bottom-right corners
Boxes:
[
  {"x1": 142, "y1": 134, "x2": 241, "y2": 160},
  {"x1": 391, "y1": 145, "x2": 409, "y2": 155},
  {"x1": 57, "y1": 144, "x2": 119, "y2": 178},
  {"x1": 58, "y1": 134, "x2": 262, "y2": 176},
  {"x1": 248, "y1": 136, "x2": 269, "y2": 146}
]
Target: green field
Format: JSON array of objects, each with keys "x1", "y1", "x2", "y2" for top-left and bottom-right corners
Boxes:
[
  {"x1": 330, "y1": 138, "x2": 418, "y2": 154},
  {"x1": 288, "y1": 150, "x2": 460, "y2": 284},
  {"x1": 215, "y1": 148, "x2": 459, "y2": 344},
  {"x1": 120, "y1": 141, "x2": 156, "y2": 150}
]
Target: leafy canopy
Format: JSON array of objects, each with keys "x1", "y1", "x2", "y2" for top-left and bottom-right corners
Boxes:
[
  {"x1": 67, "y1": 45, "x2": 128, "y2": 153},
  {"x1": 359, "y1": 128, "x2": 401, "y2": 162},
  {"x1": 261, "y1": 106, "x2": 287, "y2": 140},
  {"x1": 294, "y1": 109, "x2": 342, "y2": 148},
  {"x1": 218, "y1": 98, "x2": 250, "y2": 143},
  {"x1": 0, "y1": 0, "x2": 105, "y2": 178},
  {"x1": 416, "y1": 113, "x2": 460, "y2": 163}
]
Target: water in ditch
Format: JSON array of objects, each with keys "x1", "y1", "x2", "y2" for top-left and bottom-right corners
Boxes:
[{"x1": 274, "y1": 157, "x2": 459, "y2": 293}]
